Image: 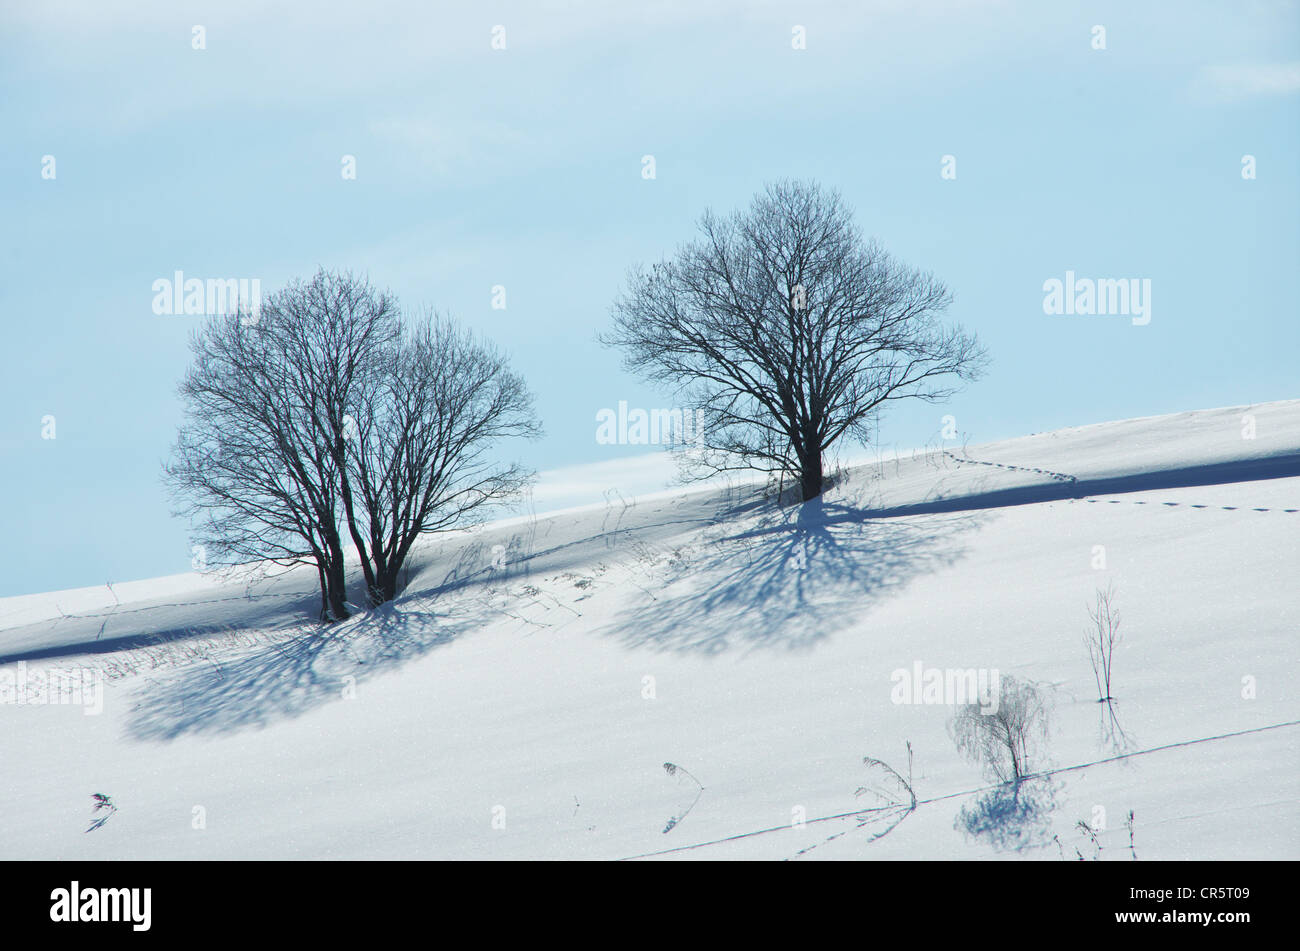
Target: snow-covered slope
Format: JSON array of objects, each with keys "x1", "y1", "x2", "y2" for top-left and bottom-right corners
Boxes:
[{"x1": 2, "y1": 402, "x2": 1297, "y2": 860}]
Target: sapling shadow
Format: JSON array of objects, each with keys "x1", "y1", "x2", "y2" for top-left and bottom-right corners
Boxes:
[{"x1": 957, "y1": 780, "x2": 1058, "y2": 852}]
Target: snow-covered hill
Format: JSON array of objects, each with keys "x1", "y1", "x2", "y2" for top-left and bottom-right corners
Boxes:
[{"x1": 2, "y1": 401, "x2": 1298, "y2": 860}]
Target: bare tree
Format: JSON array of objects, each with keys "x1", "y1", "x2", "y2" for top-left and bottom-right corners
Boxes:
[
  {"x1": 168, "y1": 271, "x2": 537, "y2": 618},
  {"x1": 335, "y1": 313, "x2": 541, "y2": 606},
  {"x1": 1085, "y1": 584, "x2": 1122, "y2": 703},
  {"x1": 166, "y1": 270, "x2": 399, "y2": 622},
  {"x1": 603, "y1": 180, "x2": 987, "y2": 501},
  {"x1": 949, "y1": 675, "x2": 1049, "y2": 789}
]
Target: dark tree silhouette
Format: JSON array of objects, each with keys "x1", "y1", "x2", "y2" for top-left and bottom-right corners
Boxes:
[
  {"x1": 166, "y1": 270, "x2": 398, "y2": 621},
  {"x1": 604, "y1": 180, "x2": 988, "y2": 501},
  {"x1": 336, "y1": 313, "x2": 541, "y2": 606},
  {"x1": 167, "y1": 270, "x2": 539, "y2": 620}
]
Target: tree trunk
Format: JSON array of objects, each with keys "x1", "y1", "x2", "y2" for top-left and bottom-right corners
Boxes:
[
  {"x1": 322, "y1": 531, "x2": 351, "y2": 621},
  {"x1": 377, "y1": 571, "x2": 399, "y2": 605},
  {"x1": 337, "y1": 441, "x2": 379, "y2": 606},
  {"x1": 800, "y1": 451, "x2": 824, "y2": 502},
  {"x1": 369, "y1": 534, "x2": 417, "y2": 607},
  {"x1": 324, "y1": 560, "x2": 350, "y2": 621},
  {"x1": 316, "y1": 562, "x2": 329, "y2": 622}
]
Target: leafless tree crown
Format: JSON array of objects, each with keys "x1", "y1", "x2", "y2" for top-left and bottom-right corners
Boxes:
[
  {"x1": 604, "y1": 180, "x2": 987, "y2": 501},
  {"x1": 338, "y1": 312, "x2": 541, "y2": 606},
  {"x1": 949, "y1": 675, "x2": 1049, "y2": 786},
  {"x1": 166, "y1": 269, "x2": 538, "y2": 621}
]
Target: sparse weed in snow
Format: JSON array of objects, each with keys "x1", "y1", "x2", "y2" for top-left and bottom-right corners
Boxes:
[
  {"x1": 791, "y1": 742, "x2": 917, "y2": 859},
  {"x1": 86, "y1": 793, "x2": 118, "y2": 833},
  {"x1": 661, "y1": 762, "x2": 704, "y2": 833},
  {"x1": 1076, "y1": 819, "x2": 1103, "y2": 860}
]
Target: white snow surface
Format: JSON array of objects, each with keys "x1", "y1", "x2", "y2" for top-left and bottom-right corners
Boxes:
[{"x1": 1, "y1": 400, "x2": 1297, "y2": 860}]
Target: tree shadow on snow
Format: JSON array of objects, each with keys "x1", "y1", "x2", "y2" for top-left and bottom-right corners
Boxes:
[
  {"x1": 598, "y1": 494, "x2": 985, "y2": 655},
  {"x1": 125, "y1": 601, "x2": 467, "y2": 742},
  {"x1": 956, "y1": 779, "x2": 1060, "y2": 853},
  {"x1": 0, "y1": 590, "x2": 321, "y2": 666}
]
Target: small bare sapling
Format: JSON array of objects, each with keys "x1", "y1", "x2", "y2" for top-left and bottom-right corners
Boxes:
[
  {"x1": 1085, "y1": 585, "x2": 1121, "y2": 703},
  {"x1": 948, "y1": 675, "x2": 1048, "y2": 788}
]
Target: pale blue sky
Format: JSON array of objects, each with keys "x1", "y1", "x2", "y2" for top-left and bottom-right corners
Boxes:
[{"x1": 2, "y1": 0, "x2": 1297, "y2": 597}]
